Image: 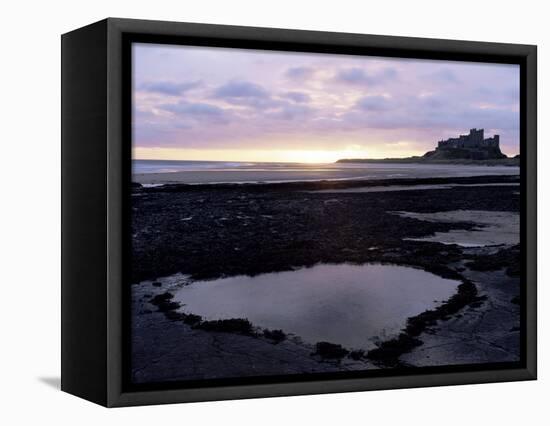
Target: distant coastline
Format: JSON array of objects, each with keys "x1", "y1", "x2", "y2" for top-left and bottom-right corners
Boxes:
[{"x1": 336, "y1": 157, "x2": 520, "y2": 166}]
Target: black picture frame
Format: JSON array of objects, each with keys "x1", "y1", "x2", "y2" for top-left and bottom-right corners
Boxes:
[{"x1": 61, "y1": 17, "x2": 537, "y2": 407}]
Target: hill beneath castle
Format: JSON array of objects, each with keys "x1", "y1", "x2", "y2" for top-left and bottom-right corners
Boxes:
[{"x1": 421, "y1": 146, "x2": 507, "y2": 161}]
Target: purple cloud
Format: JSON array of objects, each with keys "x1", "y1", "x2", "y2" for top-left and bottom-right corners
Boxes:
[
  {"x1": 161, "y1": 101, "x2": 228, "y2": 124},
  {"x1": 213, "y1": 81, "x2": 269, "y2": 99},
  {"x1": 336, "y1": 67, "x2": 397, "y2": 85},
  {"x1": 269, "y1": 104, "x2": 312, "y2": 121},
  {"x1": 285, "y1": 66, "x2": 315, "y2": 80},
  {"x1": 429, "y1": 69, "x2": 459, "y2": 83},
  {"x1": 139, "y1": 80, "x2": 202, "y2": 95},
  {"x1": 355, "y1": 95, "x2": 392, "y2": 111},
  {"x1": 281, "y1": 91, "x2": 311, "y2": 103}
]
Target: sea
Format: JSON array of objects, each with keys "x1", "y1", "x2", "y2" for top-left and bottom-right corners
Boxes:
[{"x1": 132, "y1": 159, "x2": 519, "y2": 185}]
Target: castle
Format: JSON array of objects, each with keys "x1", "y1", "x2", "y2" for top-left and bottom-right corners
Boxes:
[
  {"x1": 337, "y1": 127, "x2": 512, "y2": 163},
  {"x1": 437, "y1": 128, "x2": 499, "y2": 150},
  {"x1": 425, "y1": 128, "x2": 506, "y2": 160}
]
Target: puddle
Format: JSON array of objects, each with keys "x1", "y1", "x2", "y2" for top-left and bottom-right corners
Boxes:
[
  {"x1": 393, "y1": 210, "x2": 519, "y2": 247},
  {"x1": 171, "y1": 263, "x2": 460, "y2": 350}
]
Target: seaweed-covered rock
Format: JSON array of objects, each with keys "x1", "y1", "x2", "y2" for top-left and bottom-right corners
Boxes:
[
  {"x1": 313, "y1": 342, "x2": 350, "y2": 359},
  {"x1": 349, "y1": 350, "x2": 365, "y2": 360},
  {"x1": 367, "y1": 279, "x2": 484, "y2": 366},
  {"x1": 195, "y1": 318, "x2": 255, "y2": 335},
  {"x1": 466, "y1": 245, "x2": 520, "y2": 277},
  {"x1": 263, "y1": 329, "x2": 286, "y2": 343},
  {"x1": 164, "y1": 310, "x2": 185, "y2": 321},
  {"x1": 150, "y1": 292, "x2": 173, "y2": 305},
  {"x1": 367, "y1": 333, "x2": 422, "y2": 365},
  {"x1": 150, "y1": 292, "x2": 180, "y2": 312},
  {"x1": 182, "y1": 313, "x2": 203, "y2": 326}
]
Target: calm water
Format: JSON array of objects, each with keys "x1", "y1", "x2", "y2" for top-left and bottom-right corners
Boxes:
[
  {"x1": 395, "y1": 210, "x2": 520, "y2": 247},
  {"x1": 172, "y1": 263, "x2": 460, "y2": 350},
  {"x1": 133, "y1": 159, "x2": 519, "y2": 185},
  {"x1": 133, "y1": 160, "x2": 266, "y2": 174}
]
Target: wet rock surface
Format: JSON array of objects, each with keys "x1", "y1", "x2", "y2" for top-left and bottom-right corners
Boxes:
[
  {"x1": 400, "y1": 266, "x2": 520, "y2": 366},
  {"x1": 131, "y1": 281, "x2": 375, "y2": 384},
  {"x1": 131, "y1": 175, "x2": 519, "y2": 283},
  {"x1": 130, "y1": 175, "x2": 521, "y2": 382}
]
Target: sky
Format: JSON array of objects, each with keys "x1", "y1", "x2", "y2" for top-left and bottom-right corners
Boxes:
[{"x1": 132, "y1": 43, "x2": 520, "y2": 163}]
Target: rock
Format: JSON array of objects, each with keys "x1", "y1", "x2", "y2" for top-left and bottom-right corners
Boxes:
[
  {"x1": 466, "y1": 245, "x2": 520, "y2": 276},
  {"x1": 367, "y1": 333, "x2": 422, "y2": 365},
  {"x1": 263, "y1": 329, "x2": 286, "y2": 343},
  {"x1": 349, "y1": 350, "x2": 365, "y2": 360},
  {"x1": 195, "y1": 318, "x2": 255, "y2": 336},
  {"x1": 150, "y1": 292, "x2": 180, "y2": 312},
  {"x1": 150, "y1": 292, "x2": 173, "y2": 305},
  {"x1": 182, "y1": 313, "x2": 202, "y2": 326},
  {"x1": 313, "y1": 342, "x2": 350, "y2": 359},
  {"x1": 165, "y1": 310, "x2": 185, "y2": 321}
]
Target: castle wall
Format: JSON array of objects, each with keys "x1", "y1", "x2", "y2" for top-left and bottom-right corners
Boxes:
[{"x1": 437, "y1": 129, "x2": 499, "y2": 150}]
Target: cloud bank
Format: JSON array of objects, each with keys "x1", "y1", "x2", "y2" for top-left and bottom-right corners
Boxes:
[{"x1": 133, "y1": 43, "x2": 520, "y2": 159}]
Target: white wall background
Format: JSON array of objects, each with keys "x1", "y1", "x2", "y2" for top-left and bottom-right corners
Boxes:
[{"x1": 1, "y1": 0, "x2": 546, "y2": 423}]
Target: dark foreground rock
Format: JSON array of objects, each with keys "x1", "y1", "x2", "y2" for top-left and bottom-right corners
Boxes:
[
  {"x1": 131, "y1": 281, "x2": 375, "y2": 384},
  {"x1": 367, "y1": 280, "x2": 485, "y2": 366},
  {"x1": 313, "y1": 342, "x2": 350, "y2": 359},
  {"x1": 131, "y1": 174, "x2": 519, "y2": 283},
  {"x1": 466, "y1": 244, "x2": 521, "y2": 277},
  {"x1": 400, "y1": 266, "x2": 521, "y2": 366},
  {"x1": 130, "y1": 175, "x2": 521, "y2": 382}
]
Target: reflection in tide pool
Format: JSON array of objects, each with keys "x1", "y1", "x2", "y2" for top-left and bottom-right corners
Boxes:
[{"x1": 172, "y1": 263, "x2": 459, "y2": 350}]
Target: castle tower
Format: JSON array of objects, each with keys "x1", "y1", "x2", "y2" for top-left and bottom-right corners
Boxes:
[{"x1": 469, "y1": 128, "x2": 484, "y2": 145}]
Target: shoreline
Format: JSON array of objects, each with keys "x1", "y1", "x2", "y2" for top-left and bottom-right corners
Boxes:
[
  {"x1": 134, "y1": 173, "x2": 520, "y2": 193},
  {"x1": 133, "y1": 164, "x2": 519, "y2": 186}
]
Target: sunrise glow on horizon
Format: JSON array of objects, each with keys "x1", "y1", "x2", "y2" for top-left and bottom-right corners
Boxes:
[{"x1": 132, "y1": 144, "x2": 425, "y2": 164}]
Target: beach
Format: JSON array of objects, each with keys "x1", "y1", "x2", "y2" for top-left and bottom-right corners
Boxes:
[
  {"x1": 130, "y1": 168, "x2": 521, "y2": 383},
  {"x1": 133, "y1": 160, "x2": 519, "y2": 185}
]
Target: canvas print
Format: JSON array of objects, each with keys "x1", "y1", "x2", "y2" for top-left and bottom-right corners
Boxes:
[{"x1": 130, "y1": 43, "x2": 521, "y2": 385}]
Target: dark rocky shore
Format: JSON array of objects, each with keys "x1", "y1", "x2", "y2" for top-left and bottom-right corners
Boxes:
[{"x1": 131, "y1": 174, "x2": 521, "y2": 383}]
